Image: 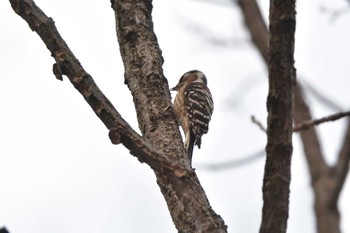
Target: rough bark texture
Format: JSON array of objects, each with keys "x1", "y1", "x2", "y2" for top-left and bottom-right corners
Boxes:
[
  {"x1": 9, "y1": 0, "x2": 181, "y2": 174},
  {"x1": 238, "y1": 1, "x2": 350, "y2": 233},
  {"x1": 111, "y1": 1, "x2": 227, "y2": 232},
  {"x1": 10, "y1": 0, "x2": 228, "y2": 232},
  {"x1": 259, "y1": 1, "x2": 296, "y2": 233}
]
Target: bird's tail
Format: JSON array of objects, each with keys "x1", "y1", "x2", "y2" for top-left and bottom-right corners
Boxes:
[{"x1": 187, "y1": 130, "x2": 196, "y2": 164}]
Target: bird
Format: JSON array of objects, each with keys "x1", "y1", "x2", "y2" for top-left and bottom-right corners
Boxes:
[{"x1": 171, "y1": 70, "x2": 214, "y2": 163}]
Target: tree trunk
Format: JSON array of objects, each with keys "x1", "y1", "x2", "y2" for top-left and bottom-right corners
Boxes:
[
  {"x1": 9, "y1": 0, "x2": 228, "y2": 232},
  {"x1": 259, "y1": 0, "x2": 296, "y2": 233},
  {"x1": 112, "y1": 0, "x2": 227, "y2": 232},
  {"x1": 314, "y1": 180, "x2": 341, "y2": 233}
]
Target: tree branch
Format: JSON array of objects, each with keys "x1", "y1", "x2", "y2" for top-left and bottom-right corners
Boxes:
[
  {"x1": 294, "y1": 110, "x2": 350, "y2": 132},
  {"x1": 237, "y1": 0, "x2": 328, "y2": 179},
  {"x1": 331, "y1": 120, "x2": 350, "y2": 206},
  {"x1": 198, "y1": 149, "x2": 265, "y2": 171},
  {"x1": 237, "y1": 0, "x2": 346, "y2": 232},
  {"x1": 251, "y1": 115, "x2": 267, "y2": 133},
  {"x1": 237, "y1": 0, "x2": 269, "y2": 63},
  {"x1": 294, "y1": 83, "x2": 329, "y2": 177},
  {"x1": 253, "y1": 110, "x2": 350, "y2": 133},
  {"x1": 9, "y1": 0, "x2": 228, "y2": 232},
  {"x1": 8, "y1": 0, "x2": 183, "y2": 174},
  {"x1": 111, "y1": 0, "x2": 228, "y2": 232},
  {"x1": 302, "y1": 80, "x2": 344, "y2": 112},
  {"x1": 259, "y1": 1, "x2": 296, "y2": 233},
  {"x1": 238, "y1": 0, "x2": 327, "y2": 180}
]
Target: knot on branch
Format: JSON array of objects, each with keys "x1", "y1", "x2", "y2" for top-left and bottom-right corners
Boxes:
[
  {"x1": 53, "y1": 63, "x2": 63, "y2": 81},
  {"x1": 109, "y1": 129, "x2": 121, "y2": 145}
]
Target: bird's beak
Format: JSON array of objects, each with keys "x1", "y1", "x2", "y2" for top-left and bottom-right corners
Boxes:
[{"x1": 170, "y1": 86, "x2": 177, "y2": 91}]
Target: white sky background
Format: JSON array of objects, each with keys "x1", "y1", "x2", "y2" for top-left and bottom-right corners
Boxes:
[{"x1": 0, "y1": 0, "x2": 350, "y2": 232}]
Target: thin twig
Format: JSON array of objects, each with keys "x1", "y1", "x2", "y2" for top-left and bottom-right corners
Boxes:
[
  {"x1": 294, "y1": 111, "x2": 350, "y2": 132},
  {"x1": 302, "y1": 80, "x2": 343, "y2": 112},
  {"x1": 252, "y1": 111, "x2": 350, "y2": 133},
  {"x1": 251, "y1": 115, "x2": 267, "y2": 132},
  {"x1": 320, "y1": 5, "x2": 350, "y2": 23},
  {"x1": 197, "y1": 150, "x2": 265, "y2": 171}
]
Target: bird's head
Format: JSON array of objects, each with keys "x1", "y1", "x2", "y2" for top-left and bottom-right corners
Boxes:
[{"x1": 171, "y1": 70, "x2": 207, "y2": 91}]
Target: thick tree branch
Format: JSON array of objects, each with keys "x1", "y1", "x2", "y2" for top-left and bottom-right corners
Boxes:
[
  {"x1": 238, "y1": 0, "x2": 328, "y2": 179},
  {"x1": 111, "y1": 0, "x2": 227, "y2": 232},
  {"x1": 331, "y1": 120, "x2": 350, "y2": 206},
  {"x1": 237, "y1": 0, "x2": 329, "y2": 188},
  {"x1": 302, "y1": 80, "x2": 344, "y2": 112},
  {"x1": 237, "y1": 0, "x2": 347, "y2": 232},
  {"x1": 293, "y1": 84, "x2": 329, "y2": 178},
  {"x1": 237, "y1": 0, "x2": 269, "y2": 63},
  {"x1": 259, "y1": 1, "x2": 296, "y2": 233},
  {"x1": 9, "y1": 0, "x2": 227, "y2": 232},
  {"x1": 8, "y1": 0, "x2": 183, "y2": 174}
]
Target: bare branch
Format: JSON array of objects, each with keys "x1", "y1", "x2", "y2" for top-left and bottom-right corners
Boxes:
[
  {"x1": 320, "y1": 5, "x2": 350, "y2": 22},
  {"x1": 252, "y1": 110, "x2": 350, "y2": 133},
  {"x1": 302, "y1": 80, "x2": 344, "y2": 112},
  {"x1": 294, "y1": 111, "x2": 350, "y2": 132},
  {"x1": 238, "y1": 0, "x2": 347, "y2": 232},
  {"x1": 8, "y1": 0, "x2": 182, "y2": 174},
  {"x1": 251, "y1": 115, "x2": 267, "y2": 133},
  {"x1": 111, "y1": 0, "x2": 228, "y2": 232},
  {"x1": 237, "y1": 0, "x2": 269, "y2": 63},
  {"x1": 237, "y1": 0, "x2": 346, "y2": 232},
  {"x1": 294, "y1": 83, "x2": 329, "y2": 175},
  {"x1": 255, "y1": 110, "x2": 347, "y2": 132},
  {"x1": 176, "y1": 13, "x2": 244, "y2": 48},
  {"x1": 197, "y1": 150, "x2": 265, "y2": 171},
  {"x1": 259, "y1": 1, "x2": 296, "y2": 232},
  {"x1": 237, "y1": 0, "x2": 328, "y2": 177},
  {"x1": 330, "y1": 120, "x2": 350, "y2": 206},
  {"x1": 237, "y1": 0, "x2": 329, "y2": 178},
  {"x1": 9, "y1": 0, "x2": 228, "y2": 232}
]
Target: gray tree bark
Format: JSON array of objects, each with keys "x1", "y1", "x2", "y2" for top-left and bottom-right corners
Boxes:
[
  {"x1": 9, "y1": 0, "x2": 228, "y2": 232},
  {"x1": 259, "y1": 1, "x2": 296, "y2": 233}
]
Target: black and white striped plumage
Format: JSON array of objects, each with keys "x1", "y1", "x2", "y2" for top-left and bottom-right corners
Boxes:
[{"x1": 171, "y1": 70, "x2": 214, "y2": 162}]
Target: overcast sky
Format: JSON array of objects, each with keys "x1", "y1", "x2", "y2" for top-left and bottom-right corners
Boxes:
[{"x1": 0, "y1": 0, "x2": 350, "y2": 232}]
